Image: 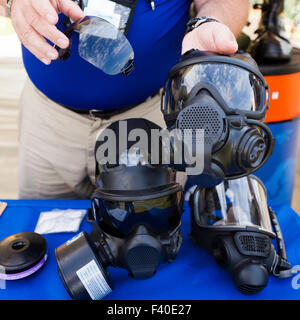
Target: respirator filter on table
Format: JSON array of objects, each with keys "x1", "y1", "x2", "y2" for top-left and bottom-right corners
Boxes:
[{"x1": 0, "y1": 232, "x2": 47, "y2": 281}]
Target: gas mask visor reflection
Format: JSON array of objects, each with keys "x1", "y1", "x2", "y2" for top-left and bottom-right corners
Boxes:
[
  {"x1": 193, "y1": 175, "x2": 298, "y2": 279},
  {"x1": 190, "y1": 175, "x2": 300, "y2": 294},
  {"x1": 162, "y1": 56, "x2": 269, "y2": 120},
  {"x1": 92, "y1": 184, "x2": 183, "y2": 237},
  {"x1": 199, "y1": 175, "x2": 273, "y2": 233},
  {"x1": 160, "y1": 51, "x2": 273, "y2": 187},
  {"x1": 56, "y1": 15, "x2": 135, "y2": 76}
]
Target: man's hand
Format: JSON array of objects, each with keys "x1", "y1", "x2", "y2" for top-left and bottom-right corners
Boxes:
[
  {"x1": 182, "y1": 21, "x2": 238, "y2": 55},
  {"x1": 10, "y1": 0, "x2": 84, "y2": 65}
]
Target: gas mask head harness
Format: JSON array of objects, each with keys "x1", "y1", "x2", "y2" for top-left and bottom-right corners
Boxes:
[
  {"x1": 190, "y1": 175, "x2": 295, "y2": 294},
  {"x1": 161, "y1": 50, "x2": 274, "y2": 187},
  {"x1": 55, "y1": 119, "x2": 184, "y2": 300}
]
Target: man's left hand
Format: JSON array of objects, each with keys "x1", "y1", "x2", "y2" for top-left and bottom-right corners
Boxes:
[{"x1": 182, "y1": 21, "x2": 238, "y2": 55}]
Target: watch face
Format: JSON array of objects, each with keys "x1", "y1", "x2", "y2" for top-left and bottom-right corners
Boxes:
[
  {"x1": 194, "y1": 19, "x2": 206, "y2": 26},
  {"x1": 186, "y1": 17, "x2": 207, "y2": 33},
  {"x1": 189, "y1": 17, "x2": 208, "y2": 28},
  {"x1": 190, "y1": 17, "x2": 204, "y2": 24}
]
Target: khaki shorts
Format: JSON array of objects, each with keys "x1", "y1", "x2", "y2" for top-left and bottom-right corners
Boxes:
[{"x1": 18, "y1": 78, "x2": 167, "y2": 199}]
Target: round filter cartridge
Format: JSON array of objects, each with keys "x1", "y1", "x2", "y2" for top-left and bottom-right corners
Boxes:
[{"x1": 0, "y1": 232, "x2": 47, "y2": 280}]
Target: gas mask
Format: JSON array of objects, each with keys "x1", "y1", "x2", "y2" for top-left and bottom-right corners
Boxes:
[
  {"x1": 55, "y1": 119, "x2": 184, "y2": 300},
  {"x1": 161, "y1": 50, "x2": 274, "y2": 187},
  {"x1": 190, "y1": 175, "x2": 296, "y2": 294}
]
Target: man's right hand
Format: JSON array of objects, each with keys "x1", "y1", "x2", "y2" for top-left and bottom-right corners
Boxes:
[{"x1": 10, "y1": 0, "x2": 84, "y2": 65}]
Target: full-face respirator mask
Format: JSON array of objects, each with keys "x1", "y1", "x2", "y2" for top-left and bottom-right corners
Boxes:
[
  {"x1": 190, "y1": 175, "x2": 297, "y2": 294},
  {"x1": 55, "y1": 119, "x2": 184, "y2": 300},
  {"x1": 161, "y1": 50, "x2": 274, "y2": 187}
]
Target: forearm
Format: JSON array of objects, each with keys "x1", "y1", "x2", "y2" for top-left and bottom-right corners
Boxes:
[{"x1": 194, "y1": 0, "x2": 250, "y2": 37}]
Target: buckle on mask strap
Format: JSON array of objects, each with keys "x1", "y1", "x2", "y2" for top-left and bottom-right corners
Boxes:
[{"x1": 275, "y1": 267, "x2": 300, "y2": 279}]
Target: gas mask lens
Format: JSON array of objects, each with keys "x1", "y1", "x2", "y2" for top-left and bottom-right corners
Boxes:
[
  {"x1": 164, "y1": 63, "x2": 267, "y2": 115},
  {"x1": 190, "y1": 175, "x2": 294, "y2": 294},
  {"x1": 161, "y1": 51, "x2": 273, "y2": 186},
  {"x1": 198, "y1": 175, "x2": 273, "y2": 234},
  {"x1": 57, "y1": 16, "x2": 134, "y2": 76},
  {"x1": 92, "y1": 187, "x2": 183, "y2": 236},
  {"x1": 56, "y1": 119, "x2": 185, "y2": 300}
]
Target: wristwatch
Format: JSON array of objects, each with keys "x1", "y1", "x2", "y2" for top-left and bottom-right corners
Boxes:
[
  {"x1": 185, "y1": 16, "x2": 220, "y2": 34},
  {"x1": 6, "y1": 0, "x2": 14, "y2": 17}
]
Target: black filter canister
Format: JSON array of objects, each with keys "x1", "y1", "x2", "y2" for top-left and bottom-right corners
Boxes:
[
  {"x1": 55, "y1": 232, "x2": 113, "y2": 300},
  {"x1": 0, "y1": 232, "x2": 47, "y2": 280}
]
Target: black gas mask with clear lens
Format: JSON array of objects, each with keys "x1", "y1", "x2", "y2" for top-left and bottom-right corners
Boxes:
[
  {"x1": 190, "y1": 175, "x2": 296, "y2": 294},
  {"x1": 55, "y1": 119, "x2": 184, "y2": 300},
  {"x1": 161, "y1": 50, "x2": 274, "y2": 187}
]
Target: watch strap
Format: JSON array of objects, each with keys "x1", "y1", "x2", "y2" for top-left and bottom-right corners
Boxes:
[{"x1": 185, "y1": 16, "x2": 220, "y2": 34}]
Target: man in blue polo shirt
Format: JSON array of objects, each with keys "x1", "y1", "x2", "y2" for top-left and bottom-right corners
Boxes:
[{"x1": 2, "y1": 0, "x2": 249, "y2": 199}]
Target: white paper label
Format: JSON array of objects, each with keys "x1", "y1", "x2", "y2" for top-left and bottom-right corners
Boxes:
[
  {"x1": 84, "y1": 0, "x2": 121, "y2": 28},
  {"x1": 76, "y1": 260, "x2": 112, "y2": 300}
]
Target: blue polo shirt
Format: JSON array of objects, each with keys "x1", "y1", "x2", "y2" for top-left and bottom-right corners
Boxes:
[{"x1": 22, "y1": 0, "x2": 192, "y2": 110}]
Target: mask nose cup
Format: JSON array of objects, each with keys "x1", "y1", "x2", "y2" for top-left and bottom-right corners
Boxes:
[{"x1": 55, "y1": 232, "x2": 113, "y2": 300}]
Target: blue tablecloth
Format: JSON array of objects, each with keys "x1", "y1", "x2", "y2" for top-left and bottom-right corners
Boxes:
[{"x1": 0, "y1": 200, "x2": 299, "y2": 300}]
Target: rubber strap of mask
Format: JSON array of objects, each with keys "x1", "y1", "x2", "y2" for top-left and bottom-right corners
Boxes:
[
  {"x1": 269, "y1": 207, "x2": 287, "y2": 261},
  {"x1": 268, "y1": 207, "x2": 297, "y2": 278}
]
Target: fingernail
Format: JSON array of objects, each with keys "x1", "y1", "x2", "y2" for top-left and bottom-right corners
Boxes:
[
  {"x1": 47, "y1": 51, "x2": 57, "y2": 60},
  {"x1": 42, "y1": 58, "x2": 50, "y2": 65},
  {"x1": 46, "y1": 13, "x2": 57, "y2": 24},
  {"x1": 57, "y1": 38, "x2": 69, "y2": 48}
]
